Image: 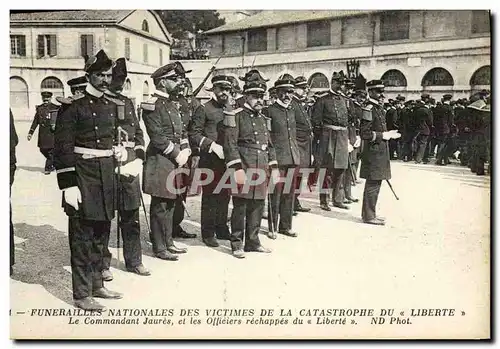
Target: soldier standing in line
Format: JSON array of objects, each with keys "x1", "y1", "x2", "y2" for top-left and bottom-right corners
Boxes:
[
  {"x1": 385, "y1": 99, "x2": 399, "y2": 160},
  {"x1": 170, "y1": 62, "x2": 197, "y2": 239},
  {"x1": 265, "y1": 74, "x2": 301, "y2": 238},
  {"x1": 434, "y1": 94, "x2": 455, "y2": 166},
  {"x1": 413, "y1": 94, "x2": 433, "y2": 164},
  {"x1": 10, "y1": 109, "x2": 18, "y2": 276},
  {"x1": 311, "y1": 71, "x2": 351, "y2": 211},
  {"x1": 53, "y1": 50, "x2": 124, "y2": 310},
  {"x1": 141, "y1": 63, "x2": 192, "y2": 262},
  {"x1": 100, "y1": 58, "x2": 150, "y2": 280},
  {"x1": 360, "y1": 80, "x2": 400, "y2": 226},
  {"x1": 237, "y1": 69, "x2": 270, "y2": 108},
  {"x1": 223, "y1": 77, "x2": 279, "y2": 258},
  {"x1": 28, "y1": 91, "x2": 60, "y2": 174},
  {"x1": 189, "y1": 75, "x2": 233, "y2": 247},
  {"x1": 454, "y1": 99, "x2": 470, "y2": 166},
  {"x1": 290, "y1": 76, "x2": 313, "y2": 213}
]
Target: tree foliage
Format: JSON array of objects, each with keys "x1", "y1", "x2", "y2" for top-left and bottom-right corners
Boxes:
[{"x1": 155, "y1": 10, "x2": 225, "y2": 40}]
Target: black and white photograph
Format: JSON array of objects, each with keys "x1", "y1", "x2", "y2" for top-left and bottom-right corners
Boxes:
[{"x1": 7, "y1": 8, "x2": 491, "y2": 340}]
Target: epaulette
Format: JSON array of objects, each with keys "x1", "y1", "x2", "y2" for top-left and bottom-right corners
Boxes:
[
  {"x1": 141, "y1": 97, "x2": 158, "y2": 112},
  {"x1": 103, "y1": 95, "x2": 125, "y2": 106},
  {"x1": 361, "y1": 105, "x2": 373, "y2": 121},
  {"x1": 56, "y1": 96, "x2": 73, "y2": 105},
  {"x1": 223, "y1": 110, "x2": 237, "y2": 127}
]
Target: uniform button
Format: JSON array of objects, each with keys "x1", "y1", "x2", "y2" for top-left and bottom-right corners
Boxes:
[
  {"x1": 252, "y1": 123, "x2": 255, "y2": 126},
  {"x1": 129, "y1": 112, "x2": 132, "y2": 114},
  {"x1": 92, "y1": 113, "x2": 96, "y2": 116},
  {"x1": 104, "y1": 101, "x2": 108, "y2": 104},
  {"x1": 288, "y1": 128, "x2": 290, "y2": 130},
  {"x1": 95, "y1": 126, "x2": 98, "y2": 130},
  {"x1": 258, "y1": 150, "x2": 261, "y2": 154},
  {"x1": 97, "y1": 139, "x2": 100, "y2": 143},
  {"x1": 90, "y1": 100, "x2": 93, "y2": 104},
  {"x1": 254, "y1": 132, "x2": 258, "y2": 135},
  {"x1": 256, "y1": 141, "x2": 260, "y2": 144},
  {"x1": 110, "y1": 113, "x2": 113, "y2": 116},
  {"x1": 131, "y1": 123, "x2": 134, "y2": 126}
]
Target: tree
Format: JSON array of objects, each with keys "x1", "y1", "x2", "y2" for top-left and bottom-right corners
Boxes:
[{"x1": 156, "y1": 10, "x2": 225, "y2": 59}]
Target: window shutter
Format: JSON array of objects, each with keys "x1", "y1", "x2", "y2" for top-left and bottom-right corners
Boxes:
[
  {"x1": 87, "y1": 35, "x2": 94, "y2": 56},
  {"x1": 37, "y1": 35, "x2": 45, "y2": 57},
  {"x1": 80, "y1": 35, "x2": 87, "y2": 58},
  {"x1": 19, "y1": 36, "x2": 26, "y2": 56},
  {"x1": 49, "y1": 35, "x2": 57, "y2": 56}
]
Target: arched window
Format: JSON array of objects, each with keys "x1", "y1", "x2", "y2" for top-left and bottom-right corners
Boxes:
[
  {"x1": 142, "y1": 81, "x2": 150, "y2": 101},
  {"x1": 381, "y1": 69, "x2": 407, "y2": 87},
  {"x1": 308, "y1": 73, "x2": 329, "y2": 90},
  {"x1": 470, "y1": 65, "x2": 490, "y2": 86},
  {"x1": 421, "y1": 68, "x2": 454, "y2": 87},
  {"x1": 10, "y1": 76, "x2": 29, "y2": 108},
  {"x1": 41, "y1": 76, "x2": 64, "y2": 97},
  {"x1": 142, "y1": 20, "x2": 149, "y2": 32}
]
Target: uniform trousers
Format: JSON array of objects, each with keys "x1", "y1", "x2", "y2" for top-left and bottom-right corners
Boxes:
[
  {"x1": 102, "y1": 208, "x2": 143, "y2": 270},
  {"x1": 230, "y1": 197, "x2": 264, "y2": 251},
  {"x1": 68, "y1": 215, "x2": 108, "y2": 300},
  {"x1": 435, "y1": 135, "x2": 449, "y2": 165},
  {"x1": 361, "y1": 180, "x2": 382, "y2": 222},
  {"x1": 268, "y1": 166, "x2": 296, "y2": 232},
  {"x1": 40, "y1": 148, "x2": 54, "y2": 171},
  {"x1": 201, "y1": 191, "x2": 230, "y2": 240},
  {"x1": 149, "y1": 196, "x2": 184, "y2": 254},
  {"x1": 414, "y1": 134, "x2": 429, "y2": 163},
  {"x1": 319, "y1": 168, "x2": 345, "y2": 204},
  {"x1": 173, "y1": 194, "x2": 186, "y2": 235}
]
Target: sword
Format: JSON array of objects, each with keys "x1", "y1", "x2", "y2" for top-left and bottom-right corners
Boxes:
[
  {"x1": 114, "y1": 126, "x2": 129, "y2": 261},
  {"x1": 386, "y1": 179, "x2": 399, "y2": 200}
]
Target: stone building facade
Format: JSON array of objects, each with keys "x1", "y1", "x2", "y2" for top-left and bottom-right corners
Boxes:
[
  {"x1": 10, "y1": 10, "x2": 212, "y2": 120},
  {"x1": 204, "y1": 10, "x2": 491, "y2": 101}
]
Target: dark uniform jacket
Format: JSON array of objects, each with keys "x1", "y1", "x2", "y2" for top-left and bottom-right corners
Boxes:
[
  {"x1": 385, "y1": 106, "x2": 399, "y2": 130},
  {"x1": 189, "y1": 98, "x2": 229, "y2": 194},
  {"x1": 265, "y1": 100, "x2": 300, "y2": 167},
  {"x1": 311, "y1": 90, "x2": 350, "y2": 169},
  {"x1": 223, "y1": 103, "x2": 277, "y2": 200},
  {"x1": 360, "y1": 98, "x2": 391, "y2": 181},
  {"x1": 348, "y1": 99, "x2": 362, "y2": 164},
  {"x1": 141, "y1": 91, "x2": 190, "y2": 200},
  {"x1": 291, "y1": 96, "x2": 313, "y2": 168},
  {"x1": 105, "y1": 91, "x2": 145, "y2": 211},
  {"x1": 29, "y1": 102, "x2": 59, "y2": 149},
  {"x1": 10, "y1": 109, "x2": 18, "y2": 186},
  {"x1": 54, "y1": 86, "x2": 121, "y2": 221},
  {"x1": 432, "y1": 102, "x2": 454, "y2": 137},
  {"x1": 414, "y1": 105, "x2": 433, "y2": 136}
]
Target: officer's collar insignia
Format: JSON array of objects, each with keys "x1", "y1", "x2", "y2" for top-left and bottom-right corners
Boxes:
[{"x1": 86, "y1": 83, "x2": 104, "y2": 98}]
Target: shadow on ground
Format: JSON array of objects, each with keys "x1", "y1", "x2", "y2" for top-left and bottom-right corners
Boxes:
[{"x1": 11, "y1": 223, "x2": 74, "y2": 306}]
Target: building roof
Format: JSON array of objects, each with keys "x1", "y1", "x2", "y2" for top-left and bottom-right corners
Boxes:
[
  {"x1": 205, "y1": 10, "x2": 377, "y2": 34},
  {"x1": 10, "y1": 10, "x2": 133, "y2": 23}
]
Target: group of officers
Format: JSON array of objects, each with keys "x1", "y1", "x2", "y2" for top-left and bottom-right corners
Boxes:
[
  {"x1": 13, "y1": 48, "x2": 490, "y2": 311},
  {"x1": 378, "y1": 91, "x2": 491, "y2": 175}
]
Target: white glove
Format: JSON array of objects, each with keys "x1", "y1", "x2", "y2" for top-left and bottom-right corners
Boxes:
[
  {"x1": 64, "y1": 187, "x2": 82, "y2": 210},
  {"x1": 234, "y1": 169, "x2": 246, "y2": 185},
  {"x1": 382, "y1": 130, "x2": 400, "y2": 141},
  {"x1": 113, "y1": 145, "x2": 128, "y2": 162},
  {"x1": 354, "y1": 136, "x2": 361, "y2": 148},
  {"x1": 348, "y1": 143, "x2": 354, "y2": 153},
  {"x1": 117, "y1": 159, "x2": 142, "y2": 177},
  {"x1": 209, "y1": 142, "x2": 225, "y2": 159},
  {"x1": 175, "y1": 148, "x2": 190, "y2": 167}
]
